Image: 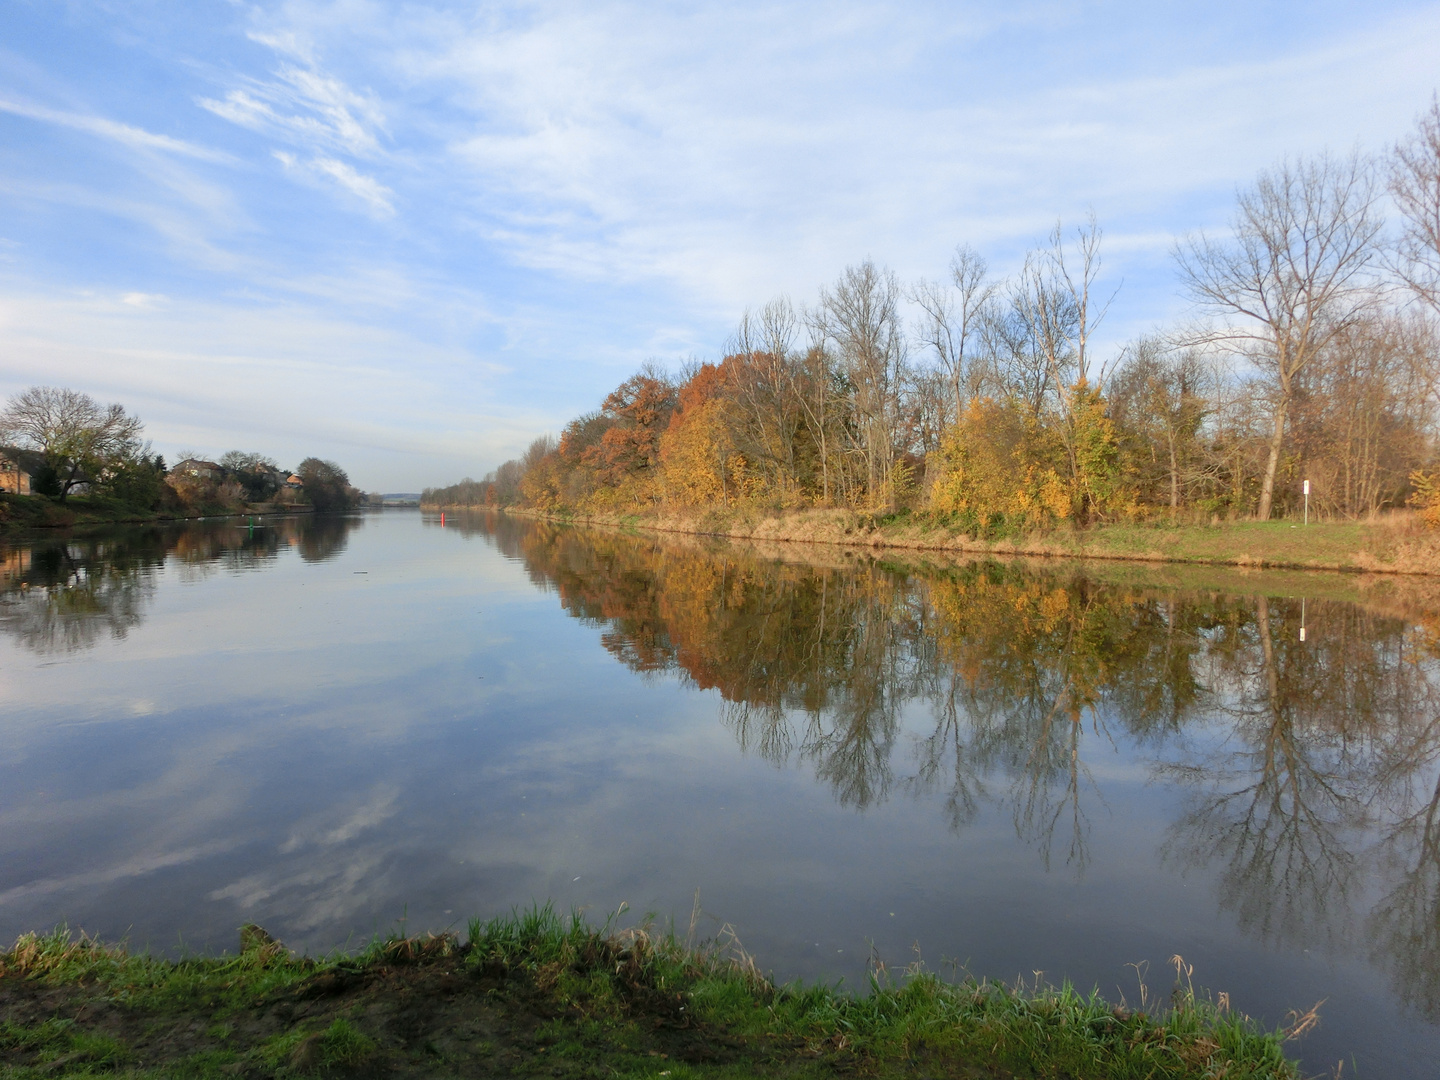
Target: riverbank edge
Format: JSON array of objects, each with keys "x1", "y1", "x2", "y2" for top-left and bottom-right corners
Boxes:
[
  {"x1": 0, "y1": 492, "x2": 318, "y2": 535},
  {"x1": 0, "y1": 907, "x2": 1303, "y2": 1079},
  {"x1": 437, "y1": 503, "x2": 1440, "y2": 576}
]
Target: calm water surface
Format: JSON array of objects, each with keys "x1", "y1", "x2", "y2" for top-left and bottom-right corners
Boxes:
[{"x1": 3, "y1": 511, "x2": 1439, "y2": 1077}]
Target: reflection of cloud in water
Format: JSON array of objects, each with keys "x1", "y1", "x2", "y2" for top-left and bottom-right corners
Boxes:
[
  {"x1": 10, "y1": 511, "x2": 1440, "y2": 1071},
  {"x1": 0, "y1": 840, "x2": 240, "y2": 907},
  {"x1": 211, "y1": 786, "x2": 402, "y2": 932},
  {"x1": 279, "y1": 785, "x2": 400, "y2": 853},
  {"x1": 210, "y1": 846, "x2": 395, "y2": 933}
]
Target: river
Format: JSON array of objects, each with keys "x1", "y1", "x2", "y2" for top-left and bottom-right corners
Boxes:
[{"x1": 2, "y1": 510, "x2": 1438, "y2": 1076}]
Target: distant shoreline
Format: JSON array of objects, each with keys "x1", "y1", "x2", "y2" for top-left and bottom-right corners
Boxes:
[
  {"x1": 0, "y1": 493, "x2": 325, "y2": 535},
  {"x1": 422, "y1": 502, "x2": 1440, "y2": 576}
]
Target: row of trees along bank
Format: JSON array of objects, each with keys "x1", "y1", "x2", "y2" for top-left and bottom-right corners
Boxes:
[
  {"x1": 428, "y1": 98, "x2": 1440, "y2": 531},
  {"x1": 0, "y1": 385, "x2": 362, "y2": 515}
]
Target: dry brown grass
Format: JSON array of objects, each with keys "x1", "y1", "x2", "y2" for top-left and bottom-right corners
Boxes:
[{"x1": 513, "y1": 505, "x2": 1440, "y2": 577}]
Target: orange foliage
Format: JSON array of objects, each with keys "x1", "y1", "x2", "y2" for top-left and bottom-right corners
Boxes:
[{"x1": 580, "y1": 373, "x2": 677, "y2": 486}]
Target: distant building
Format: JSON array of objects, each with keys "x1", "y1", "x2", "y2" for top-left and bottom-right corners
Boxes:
[
  {"x1": 0, "y1": 448, "x2": 42, "y2": 495},
  {"x1": 172, "y1": 458, "x2": 223, "y2": 480},
  {"x1": 284, "y1": 473, "x2": 303, "y2": 489}
]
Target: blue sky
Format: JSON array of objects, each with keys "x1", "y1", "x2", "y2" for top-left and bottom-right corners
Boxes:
[{"x1": 2, "y1": 1, "x2": 1438, "y2": 490}]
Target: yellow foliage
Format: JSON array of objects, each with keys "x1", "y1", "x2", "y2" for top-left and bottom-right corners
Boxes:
[
  {"x1": 929, "y1": 398, "x2": 1070, "y2": 529},
  {"x1": 659, "y1": 397, "x2": 763, "y2": 506},
  {"x1": 659, "y1": 398, "x2": 731, "y2": 505},
  {"x1": 1409, "y1": 470, "x2": 1440, "y2": 528},
  {"x1": 519, "y1": 455, "x2": 565, "y2": 509}
]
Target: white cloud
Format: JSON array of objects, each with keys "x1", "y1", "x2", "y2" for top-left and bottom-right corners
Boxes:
[
  {"x1": 273, "y1": 149, "x2": 395, "y2": 216},
  {"x1": 197, "y1": 44, "x2": 387, "y2": 160},
  {"x1": 0, "y1": 286, "x2": 554, "y2": 489},
  {"x1": 0, "y1": 96, "x2": 233, "y2": 162},
  {"x1": 340, "y1": 0, "x2": 1440, "y2": 308},
  {"x1": 313, "y1": 156, "x2": 394, "y2": 216}
]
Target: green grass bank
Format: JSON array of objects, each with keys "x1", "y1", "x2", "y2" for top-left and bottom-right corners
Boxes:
[
  {"x1": 0, "y1": 493, "x2": 314, "y2": 534},
  {"x1": 484, "y1": 504, "x2": 1440, "y2": 576},
  {"x1": 1, "y1": 907, "x2": 1306, "y2": 1079}
]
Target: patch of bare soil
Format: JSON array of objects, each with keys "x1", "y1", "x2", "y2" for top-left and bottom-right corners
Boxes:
[{"x1": 0, "y1": 953, "x2": 794, "y2": 1079}]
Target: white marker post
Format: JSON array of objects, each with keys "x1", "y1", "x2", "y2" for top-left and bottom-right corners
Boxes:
[{"x1": 1303, "y1": 479, "x2": 1309, "y2": 525}]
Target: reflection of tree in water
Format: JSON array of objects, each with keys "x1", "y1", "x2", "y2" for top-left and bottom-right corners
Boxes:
[
  {"x1": 0, "y1": 515, "x2": 363, "y2": 653},
  {"x1": 0, "y1": 534, "x2": 163, "y2": 652},
  {"x1": 461, "y1": 515, "x2": 1440, "y2": 1014},
  {"x1": 1370, "y1": 749, "x2": 1440, "y2": 1018},
  {"x1": 1161, "y1": 598, "x2": 1440, "y2": 989},
  {"x1": 918, "y1": 569, "x2": 1217, "y2": 867},
  {"x1": 297, "y1": 514, "x2": 362, "y2": 563}
]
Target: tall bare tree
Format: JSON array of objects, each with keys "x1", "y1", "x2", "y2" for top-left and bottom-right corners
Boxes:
[
  {"x1": 1289, "y1": 311, "x2": 1439, "y2": 517},
  {"x1": 1175, "y1": 152, "x2": 1382, "y2": 520},
  {"x1": 1010, "y1": 215, "x2": 1116, "y2": 508},
  {"x1": 1392, "y1": 95, "x2": 1440, "y2": 314},
  {"x1": 1013, "y1": 214, "x2": 1113, "y2": 400},
  {"x1": 816, "y1": 261, "x2": 907, "y2": 508},
  {"x1": 911, "y1": 245, "x2": 996, "y2": 426},
  {"x1": 732, "y1": 297, "x2": 804, "y2": 498}
]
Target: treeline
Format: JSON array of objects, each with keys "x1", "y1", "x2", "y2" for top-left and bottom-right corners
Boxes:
[
  {"x1": 0, "y1": 385, "x2": 363, "y2": 515},
  {"x1": 430, "y1": 97, "x2": 1440, "y2": 530},
  {"x1": 167, "y1": 452, "x2": 363, "y2": 514}
]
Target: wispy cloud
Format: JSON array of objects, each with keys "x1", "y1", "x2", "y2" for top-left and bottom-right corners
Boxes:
[
  {"x1": 274, "y1": 150, "x2": 395, "y2": 217},
  {"x1": 197, "y1": 26, "x2": 388, "y2": 161},
  {"x1": 199, "y1": 63, "x2": 386, "y2": 159},
  {"x1": 0, "y1": 285, "x2": 552, "y2": 486},
  {"x1": 199, "y1": 38, "x2": 393, "y2": 218},
  {"x1": 369, "y1": 1, "x2": 1440, "y2": 307},
  {"x1": 0, "y1": 96, "x2": 232, "y2": 162}
]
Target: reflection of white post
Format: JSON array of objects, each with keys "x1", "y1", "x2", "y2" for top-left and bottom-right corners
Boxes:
[
  {"x1": 1300, "y1": 597, "x2": 1307, "y2": 643},
  {"x1": 1303, "y1": 479, "x2": 1310, "y2": 525}
]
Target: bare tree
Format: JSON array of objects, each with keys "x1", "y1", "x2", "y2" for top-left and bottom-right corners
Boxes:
[
  {"x1": 1175, "y1": 152, "x2": 1382, "y2": 520},
  {"x1": 1289, "y1": 310, "x2": 1439, "y2": 517},
  {"x1": 984, "y1": 301, "x2": 1052, "y2": 416},
  {"x1": 522, "y1": 434, "x2": 557, "y2": 471},
  {"x1": 1392, "y1": 95, "x2": 1440, "y2": 313},
  {"x1": 1013, "y1": 214, "x2": 1113, "y2": 400},
  {"x1": 790, "y1": 337, "x2": 844, "y2": 504},
  {"x1": 0, "y1": 385, "x2": 144, "y2": 501},
  {"x1": 911, "y1": 245, "x2": 996, "y2": 425},
  {"x1": 1009, "y1": 215, "x2": 1117, "y2": 509},
  {"x1": 1110, "y1": 337, "x2": 1211, "y2": 517},
  {"x1": 732, "y1": 297, "x2": 804, "y2": 498},
  {"x1": 816, "y1": 261, "x2": 908, "y2": 508}
]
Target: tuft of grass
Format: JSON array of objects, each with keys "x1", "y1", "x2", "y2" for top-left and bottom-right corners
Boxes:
[
  {"x1": 317, "y1": 1017, "x2": 377, "y2": 1068},
  {"x1": 0, "y1": 1017, "x2": 130, "y2": 1071}
]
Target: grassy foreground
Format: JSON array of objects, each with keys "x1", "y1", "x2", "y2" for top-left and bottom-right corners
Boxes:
[{"x1": 0, "y1": 907, "x2": 1306, "y2": 1079}]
